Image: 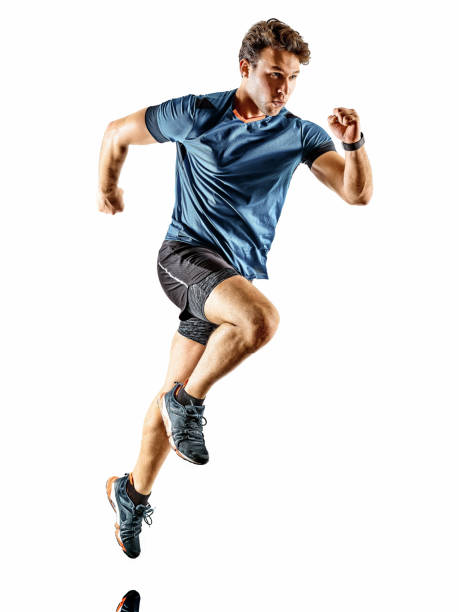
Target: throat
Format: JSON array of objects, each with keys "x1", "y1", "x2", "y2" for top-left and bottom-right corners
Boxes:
[
  {"x1": 233, "y1": 108, "x2": 266, "y2": 123},
  {"x1": 232, "y1": 89, "x2": 266, "y2": 123}
]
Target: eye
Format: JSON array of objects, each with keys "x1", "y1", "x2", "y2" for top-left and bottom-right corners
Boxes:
[
  {"x1": 271, "y1": 72, "x2": 282, "y2": 78},
  {"x1": 290, "y1": 74, "x2": 298, "y2": 80}
]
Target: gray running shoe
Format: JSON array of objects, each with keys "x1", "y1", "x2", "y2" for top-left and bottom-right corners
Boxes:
[
  {"x1": 160, "y1": 382, "x2": 209, "y2": 465},
  {"x1": 116, "y1": 590, "x2": 140, "y2": 612},
  {"x1": 106, "y1": 473, "x2": 154, "y2": 559}
]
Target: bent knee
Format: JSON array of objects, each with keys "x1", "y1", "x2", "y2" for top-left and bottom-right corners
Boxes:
[{"x1": 243, "y1": 303, "x2": 280, "y2": 350}]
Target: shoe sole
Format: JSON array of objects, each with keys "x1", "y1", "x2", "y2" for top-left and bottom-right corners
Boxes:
[
  {"x1": 160, "y1": 393, "x2": 204, "y2": 465},
  {"x1": 105, "y1": 476, "x2": 128, "y2": 554},
  {"x1": 116, "y1": 596, "x2": 127, "y2": 612},
  {"x1": 117, "y1": 591, "x2": 140, "y2": 612}
]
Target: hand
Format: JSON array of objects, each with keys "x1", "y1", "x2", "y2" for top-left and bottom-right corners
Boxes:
[
  {"x1": 97, "y1": 186, "x2": 125, "y2": 215},
  {"x1": 328, "y1": 108, "x2": 361, "y2": 144}
]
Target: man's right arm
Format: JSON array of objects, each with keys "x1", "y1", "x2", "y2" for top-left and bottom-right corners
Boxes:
[{"x1": 97, "y1": 107, "x2": 157, "y2": 215}]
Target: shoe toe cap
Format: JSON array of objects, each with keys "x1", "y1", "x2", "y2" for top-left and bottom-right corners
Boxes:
[
  {"x1": 181, "y1": 445, "x2": 209, "y2": 465},
  {"x1": 123, "y1": 546, "x2": 141, "y2": 559},
  {"x1": 120, "y1": 534, "x2": 141, "y2": 559}
]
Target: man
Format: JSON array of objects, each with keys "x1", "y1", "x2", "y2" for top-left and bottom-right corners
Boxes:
[{"x1": 99, "y1": 18, "x2": 373, "y2": 559}]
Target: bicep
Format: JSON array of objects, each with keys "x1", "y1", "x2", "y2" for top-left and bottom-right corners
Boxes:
[
  {"x1": 310, "y1": 150, "x2": 345, "y2": 197},
  {"x1": 108, "y1": 107, "x2": 157, "y2": 146}
]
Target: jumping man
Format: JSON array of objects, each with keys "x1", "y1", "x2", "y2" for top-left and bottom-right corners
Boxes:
[{"x1": 99, "y1": 18, "x2": 373, "y2": 559}]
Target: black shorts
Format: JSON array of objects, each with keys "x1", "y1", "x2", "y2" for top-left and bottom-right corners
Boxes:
[{"x1": 157, "y1": 240, "x2": 241, "y2": 345}]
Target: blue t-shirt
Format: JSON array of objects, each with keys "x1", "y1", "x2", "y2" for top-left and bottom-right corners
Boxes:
[{"x1": 145, "y1": 88, "x2": 335, "y2": 279}]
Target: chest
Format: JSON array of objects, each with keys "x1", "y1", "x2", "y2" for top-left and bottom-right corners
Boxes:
[{"x1": 185, "y1": 121, "x2": 301, "y2": 176}]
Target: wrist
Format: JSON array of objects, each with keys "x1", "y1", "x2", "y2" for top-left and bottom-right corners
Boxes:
[
  {"x1": 99, "y1": 184, "x2": 118, "y2": 196},
  {"x1": 342, "y1": 132, "x2": 365, "y2": 151}
]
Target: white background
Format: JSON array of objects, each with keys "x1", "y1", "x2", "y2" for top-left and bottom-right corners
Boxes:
[{"x1": 1, "y1": 1, "x2": 458, "y2": 611}]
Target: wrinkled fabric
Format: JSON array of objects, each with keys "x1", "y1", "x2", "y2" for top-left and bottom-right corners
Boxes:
[{"x1": 145, "y1": 88, "x2": 335, "y2": 279}]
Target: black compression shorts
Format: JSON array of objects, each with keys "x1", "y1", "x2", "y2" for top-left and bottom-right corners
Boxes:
[{"x1": 157, "y1": 240, "x2": 242, "y2": 345}]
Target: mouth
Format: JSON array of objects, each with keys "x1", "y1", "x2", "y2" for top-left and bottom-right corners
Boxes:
[{"x1": 271, "y1": 100, "x2": 284, "y2": 107}]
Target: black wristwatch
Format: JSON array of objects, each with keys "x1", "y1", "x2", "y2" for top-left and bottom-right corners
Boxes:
[{"x1": 342, "y1": 132, "x2": 365, "y2": 151}]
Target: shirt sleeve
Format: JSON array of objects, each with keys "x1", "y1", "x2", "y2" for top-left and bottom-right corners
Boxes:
[
  {"x1": 145, "y1": 93, "x2": 196, "y2": 143},
  {"x1": 301, "y1": 121, "x2": 336, "y2": 169}
]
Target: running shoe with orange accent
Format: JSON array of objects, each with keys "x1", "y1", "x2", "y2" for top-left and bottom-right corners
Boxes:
[
  {"x1": 160, "y1": 382, "x2": 209, "y2": 465},
  {"x1": 106, "y1": 474, "x2": 154, "y2": 559},
  {"x1": 116, "y1": 590, "x2": 140, "y2": 612}
]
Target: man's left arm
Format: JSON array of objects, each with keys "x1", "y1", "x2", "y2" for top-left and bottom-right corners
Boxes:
[{"x1": 310, "y1": 107, "x2": 373, "y2": 205}]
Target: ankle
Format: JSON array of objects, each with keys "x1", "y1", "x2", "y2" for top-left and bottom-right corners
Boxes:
[
  {"x1": 126, "y1": 473, "x2": 151, "y2": 505},
  {"x1": 175, "y1": 384, "x2": 205, "y2": 406}
]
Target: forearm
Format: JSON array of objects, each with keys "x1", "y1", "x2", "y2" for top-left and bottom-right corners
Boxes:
[
  {"x1": 98, "y1": 122, "x2": 128, "y2": 194},
  {"x1": 343, "y1": 146, "x2": 373, "y2": 205}
]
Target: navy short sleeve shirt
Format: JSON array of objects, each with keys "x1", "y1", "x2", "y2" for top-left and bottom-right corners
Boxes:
[{"x1": 145, "y1": 88, "x2": 336, "y2": 279}]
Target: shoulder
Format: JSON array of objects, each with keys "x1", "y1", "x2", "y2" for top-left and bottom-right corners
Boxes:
[
  {"x1": 193, "y1": 88, "x2": 235, "y2": 113},
  {"x1": 280, "y1": 108, "x2": 329, "y2": 138},
  {"x1": 301, "y1": 119, "x2": 333, "y2": 147},
  {"x1": 187, "y1": 88, "x2": 236, "y2": 136},
  {"x1": 277, "y1": 107, "x2": 302, "y2": 128},
  {"x1": 276, "y1": 109, "x2": 321, "y2": 141}
]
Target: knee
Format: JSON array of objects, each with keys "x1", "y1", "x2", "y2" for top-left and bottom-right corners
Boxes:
[{"x1": 243, "y1": 303, "x2": 280, "y2": 351}]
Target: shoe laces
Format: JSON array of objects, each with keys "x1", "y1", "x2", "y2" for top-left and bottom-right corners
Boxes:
[
  {"x1": 123, "y1": 504, "x2": 154, "y2": 538},
  {"x1": 136, "y1": 504, "x2": 154, "y2": 526},
  {"x1": 173, "y1": 405, "x2": 207, "y2": 445}
]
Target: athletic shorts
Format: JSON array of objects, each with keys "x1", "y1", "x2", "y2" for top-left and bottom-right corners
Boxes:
[{"x1": 157, "y1": 240, "x2": 242, "y2": 345}]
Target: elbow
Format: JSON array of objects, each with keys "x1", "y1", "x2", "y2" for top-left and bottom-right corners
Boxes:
[
  {"x1": 105, "y1": 120, "x2": 121, "y2": 139},
  {"x1": 104, "y1": 120, "x2": 127, "y2": 151},
  {"x1": 347, "y1": 196, "x2": 371, "y2": 206},
  {"x1": 345, "y1": 188, "x2": 373, "y2": 206}
]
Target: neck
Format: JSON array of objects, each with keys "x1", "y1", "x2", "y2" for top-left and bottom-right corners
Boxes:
[{"x1": 233, "y1": 86, "x2": 265, "y2": 120}]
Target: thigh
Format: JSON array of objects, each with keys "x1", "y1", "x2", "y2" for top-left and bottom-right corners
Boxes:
[
  {"x1": 157, "y1": 240, "x2": 239, "y2": 321},
  {"x1": 203, "y1": 275, "x2": 278, "y2": 327},
  {"x1": 178, "y1": 317, "x2": 217, "y2": 346},
  {"x1": 187, "y1": 268, "x2": 239, "y2": 322}
]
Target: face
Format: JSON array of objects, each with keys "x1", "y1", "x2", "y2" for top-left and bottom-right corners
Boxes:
[{"x1": 242, "y1": 46, "x2": 300, "y2": 116}]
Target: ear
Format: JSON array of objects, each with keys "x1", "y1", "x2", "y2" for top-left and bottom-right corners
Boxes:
[{"x1": 239, "y1": 58, "x2": 250, "y2": 79}]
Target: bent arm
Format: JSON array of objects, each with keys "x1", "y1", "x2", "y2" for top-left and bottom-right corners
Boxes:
[
  {"x1": 311, "y1": 146, "x2": 373, "y2": 205},
  {"x1": 98, "y1": 108, "x2": 157, "y2": 209}
]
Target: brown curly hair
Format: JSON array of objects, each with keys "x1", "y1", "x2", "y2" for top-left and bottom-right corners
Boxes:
[{"x1": 239, "y1": 18, "x2": 310, "y2": 68}]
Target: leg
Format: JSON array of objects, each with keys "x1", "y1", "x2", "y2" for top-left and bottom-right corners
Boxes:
[
  {"x1": 185, "y1": 275, "x2": 280, "y2": 399},
  {"x1": 131, "y1": 331, "x2": 206, "y2": 494}
]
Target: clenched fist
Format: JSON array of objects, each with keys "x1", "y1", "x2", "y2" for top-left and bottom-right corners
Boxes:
[
  {"x1": 97, "y1": 186, "x2": 125, "y2": 215},
  {"x1": 328, "y1": 107, "x2": 361, "y2": 144}
]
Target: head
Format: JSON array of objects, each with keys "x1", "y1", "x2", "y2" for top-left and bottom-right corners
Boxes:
[{"x1": 238, "y1": 18, "x2": 310, "y2": 116}]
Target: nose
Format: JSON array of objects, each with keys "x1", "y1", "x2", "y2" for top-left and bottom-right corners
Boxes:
[{"x1": 277, "y1": 78, "x2": 290, "y2": 99}]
